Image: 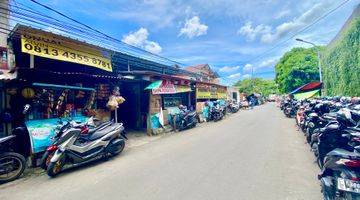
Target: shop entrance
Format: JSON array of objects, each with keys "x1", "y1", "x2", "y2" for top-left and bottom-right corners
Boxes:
[{"x1": 118, "y1": 82, "x2": 149, "y2": 130}]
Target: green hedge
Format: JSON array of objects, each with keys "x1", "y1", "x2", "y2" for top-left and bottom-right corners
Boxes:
[{"x1": 322, "y1": 16, "x2": 360, "y2": 96}]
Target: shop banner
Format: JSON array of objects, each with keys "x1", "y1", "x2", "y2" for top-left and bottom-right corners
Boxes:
[
  {"x1": 21, "y1": 33, "x2": 112, "y2": 72},
  {"x1": 196, "y1": 83, "x2": 227, "y2": 99},
  {"x1": 217, "y1": 92, "x2": 227, "y2": 99},
  {"x1": 25, "y1": 116, "x2": 88, "y2": 153},
  {"x1": 152, "y1": 81, "x2": 176, "y2": 94},
  {"x1": 148, "y1": 80, "x2": 192, "y2": 94},
  {"x1": 175, "y1": 85, "x2": 191, "y2": 93}
]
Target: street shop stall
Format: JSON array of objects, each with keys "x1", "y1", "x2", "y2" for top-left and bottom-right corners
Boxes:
[
  {"x1": 145, "y1": 79, "x2": 194, "y2": 135},
  {"x1": 195, "y1": 82, "x2": 227, "y2": 121},
  {"x1": 4, "y1": 25, "x2": 128, "y2": 163}
]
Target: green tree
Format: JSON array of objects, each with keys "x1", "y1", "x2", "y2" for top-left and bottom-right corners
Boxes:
[
  {"x1": 275, "y1": 47, "x2": 320, "y2": 93},
  {"x1": 234, "y1": 78, "x2": 278, "y2": 97}
]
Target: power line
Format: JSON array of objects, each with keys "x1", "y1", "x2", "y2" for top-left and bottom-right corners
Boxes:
[
  {"x1": 243, "y1": 0, "x2": 351, "y2": 65},
  {"x1": 27, "y1": 0, "x2": 185, "y2": 66},
  {"x1": 1, "y1": 2, "x2": 181, "y2": 66}
]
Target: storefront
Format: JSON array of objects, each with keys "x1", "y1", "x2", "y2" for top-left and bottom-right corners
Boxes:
[
  {"x1": 5, "y1": 25, "x2": 129, "y2": 157},
  {"x1": 195, "y1": 82, "x2": 227, "y2": 119},
  {"x1": 145, "y1": 78, "x2": 194, "y2": 135},
  {"x1": 195, "y1": 82, "x2": 227, "y2": 101},
  {"x1": 227, "y1": 86, "x2": 240, "y2": 103}
]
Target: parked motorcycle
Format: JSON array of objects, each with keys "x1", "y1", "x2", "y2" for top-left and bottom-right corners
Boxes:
[
  {"x1": 208, "y1": 103, "x2": 224, "y2": 122},
  {"x1": 172, "y1": 105, "x2": 198, "y2": 131},
  {"x1": 228, "y1": 101, "x2": 240, "y2": 113},
  {"x1": 0, "y1": 104, "x2": 31, "y2": 184},
  {"x1": 319, "y1": 146, "x2": 360, "y2": 199},
  {"x1": 0, "y1": 135, "x2": 26, "y2": 184},
  {"x1": 40, "y1": 117, "x2": 114, "y2": 170},
  {"x1": 45, "y1": 118, "x2": 125, "y2": 177},
  {"x1": 317, "y1": 109, "x2": 360, "y2": 168}
]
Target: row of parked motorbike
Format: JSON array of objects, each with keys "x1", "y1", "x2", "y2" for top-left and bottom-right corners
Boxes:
[
  {"x1": 0, "y1": 104, "x2": 127, "y2": 184},
  {"x1": 281, "y1": 97, "x2": 360, "y2": 199},
  {"x1": 172, "y1": 100, "x2": 241, "y2": 131},
  {"x1": 0, "y1": 101, "x2": 242, "y2": 184}
]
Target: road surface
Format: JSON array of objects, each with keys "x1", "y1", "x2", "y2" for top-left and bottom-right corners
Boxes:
[{"x1": 0, "y1": 103, "x2": 321, "y2": 200}]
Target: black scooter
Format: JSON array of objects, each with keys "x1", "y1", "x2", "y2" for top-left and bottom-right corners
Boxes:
[
  {"x1": 173, "y1": 106, "x2": 198, "y2": 131},
  {"x1": 0, "y1": 105, "x2": 31, "y2": 184},
  {"x1": 319, "y1": 146, "x2": 360, "y2": 199}
]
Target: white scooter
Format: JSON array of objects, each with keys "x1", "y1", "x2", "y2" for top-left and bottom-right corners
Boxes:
[{"x1": 46, "y1": 118, "x2": 125, "y2": 177}]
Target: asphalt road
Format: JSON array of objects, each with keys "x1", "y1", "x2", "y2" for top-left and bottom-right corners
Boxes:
[{"x1": 0, "y1": 103, "x2": 322, "y2": 200}]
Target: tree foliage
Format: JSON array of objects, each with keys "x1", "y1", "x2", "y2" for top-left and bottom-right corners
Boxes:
[
  {"x1": 322, "y1": 16, "x2": 360, "y2": 96},
  {"x1": 274, "y1": 47, "x2": 320, "y2": 93},
  {"x1": 234, "y1": 78, "x2": 278, "y2": 97}
]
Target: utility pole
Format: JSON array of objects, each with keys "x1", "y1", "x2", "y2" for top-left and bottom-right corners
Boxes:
[{"x1": 295, "y1": 38, "x2": 322, "y2": 83}]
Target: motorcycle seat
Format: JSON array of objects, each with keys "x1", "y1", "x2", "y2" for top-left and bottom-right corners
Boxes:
[
  {"x1": 188, "y1": 111, "x2": 197, "y2": 117},
  {"x1": 322, "y1": 114, "x2": 336, "y2": 121},
  {"x1": 88, "y1": 125, "x2": 118, "y2": 141},
  {"x1": 87, "y1": 121, "x2": 112, "y2": 135},
  {"x1": 323, "y1": 124, "x2": 339, "y2": 131},
  {"x1": 327, "y1": 148, "x2": 360, "y2": 159},
  {"x1": 0, "y1": 135, "x2": 16, "y2": 144},
  {"x1": 348, "y1": 127, "x2": 360, "y2": 132}
]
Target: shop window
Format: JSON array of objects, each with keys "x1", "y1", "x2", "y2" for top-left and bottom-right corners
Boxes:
[{"x1": 163, "y1": 96, "x2": 182, "y2": 108}]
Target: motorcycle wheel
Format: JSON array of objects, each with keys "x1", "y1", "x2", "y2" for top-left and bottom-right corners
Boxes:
[
  {"x1": 0, "y1": 152, "x2": 26, "y2": 184},
  {"x1": 47, "y1": 158, "x2": 65, "y2": 177},
  {"x1": 40, "y1": 151, "x2": 54, "y2": 170},
  {"x1": 344, "y1": 192, "x2": 360, "y2": 200},
  {"x1": 109, "y1": 138, "x2": 125, "y2": 156},
  {"x1": 312, "y1": 143, "x2": 319, "y2": 157},
  {"x1": 317, "y1": 157, "x2": 323, "y2": 169},
  {"x1": 321, "y1": 180, "x2": 335, "y2": 200}
]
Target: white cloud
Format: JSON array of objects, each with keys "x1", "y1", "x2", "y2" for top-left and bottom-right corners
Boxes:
[
  {"x1": 144, "y1": 41, "x2": 162, "y2": 54},
  {"x1": 219, "y1": 65, "x2": 240, "y2": 72},
  {"x1": 242, "y1": 64, "x2": 253, "y2": 73},
  {"x1": 275, "y1": 9, "x2": 291, "y2": 19},
  {"x1": 228, "y1": 73, "x2": 242, "y2": 79},
  {"x1": 261, "y1": 2, "x2": 333, "y2": 43},
  {"x1": 237, "y1": 22, "x2": 271, "y2": 41},
  {"x1": 258, "y1": 58, "x2": 278, "y2": 69},
  {"x1": 242, "y1": 74, "x2": 251, "y2": 79},
  {"x1": 179, "y1": 16, "x2": 208, "y2": 38},
  {"x1": 122, "y1": 28, "x2": 149, "y2": 47},
  {"x1": 122, "y1": 28, "x2": 162, "y2": 54}
]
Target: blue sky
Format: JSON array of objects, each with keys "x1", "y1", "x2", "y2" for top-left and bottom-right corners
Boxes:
[{"x1": 15, "y1": 0, "x2": 360, "y2": 85}]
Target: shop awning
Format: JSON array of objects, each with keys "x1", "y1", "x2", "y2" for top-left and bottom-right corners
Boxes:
[
  {"x1": 290, "y1": 82, "x2": 322, "y2": 94},
  {"x1": 294, "y1": 89, "x2": 320, "y2": 100},
  {"x1": 145, "y1": 80, "x2": 191, "y2": 94},
  {"x1": 145, "y1": 80, "x2": 163, "y2": 90}
]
